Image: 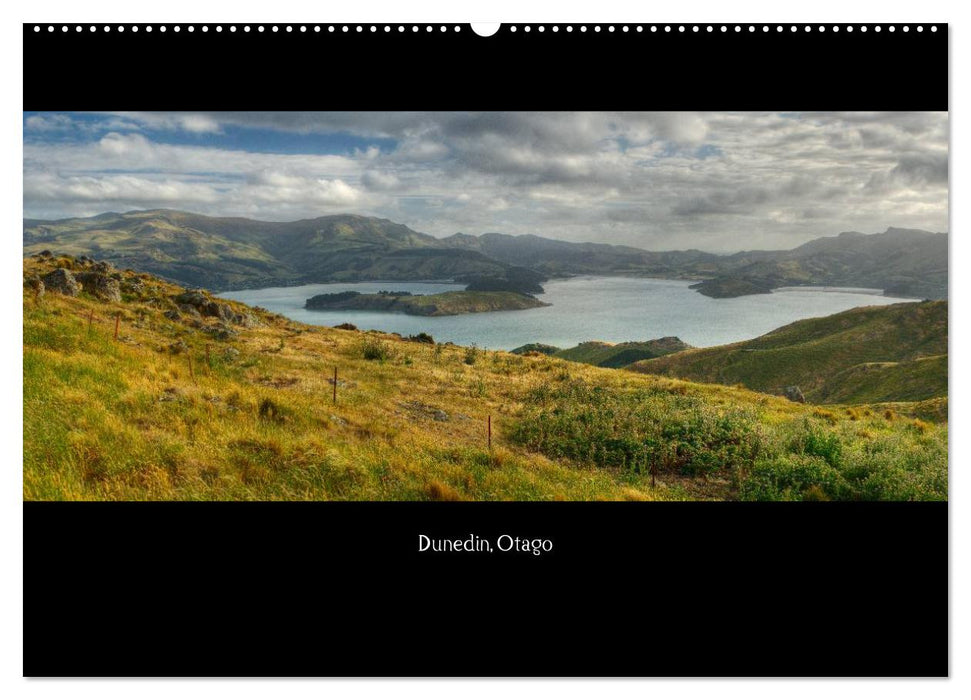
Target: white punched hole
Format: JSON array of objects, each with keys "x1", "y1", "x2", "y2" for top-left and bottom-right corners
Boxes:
[{"x1": 471, "y1": 23, "x2": 501, "y2": 37}]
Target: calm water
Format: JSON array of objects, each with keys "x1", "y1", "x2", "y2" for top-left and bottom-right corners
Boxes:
[{"x1": 221, "y1": 277, "x2": 915, "y2": 350}]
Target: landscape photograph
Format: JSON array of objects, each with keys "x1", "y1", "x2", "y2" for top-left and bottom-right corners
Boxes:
[{"x1": 22, "y1": 110, "x2": 948, "y2": 501}]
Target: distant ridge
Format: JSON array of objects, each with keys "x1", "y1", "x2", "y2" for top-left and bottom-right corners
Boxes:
[{"x1": 24, "y1": 210, "x2": 947, "y2": 298}]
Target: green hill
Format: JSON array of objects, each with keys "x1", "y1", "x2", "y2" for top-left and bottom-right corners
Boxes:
[
  {"x1": 23, "y1": 210, "x2": 524, "y2": 291},
  {"x1": 692, "y1": 228, "x2": 948, "y2": 299},
  {"x1": 628, "y1": 301, "x2": 947, "y2": 404},
  {"x1": 552, "y1": 338, "x2": 691, "y2": 368},
  {"x1": 23, "y1": 254, "x2": 946, "y2": 501}
]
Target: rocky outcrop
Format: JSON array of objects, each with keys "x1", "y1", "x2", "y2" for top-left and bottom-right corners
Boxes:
[
  {"x1": 174, "y1": 289, "x2": 258, "y2": 327},
  {"x1": 178, "y1": 304, "x2": 202, "y2": 318},
  {"x1": 74, "y1": 271, "x2": 122, "y2": 303},
  {"x1": 41, "y1": 268, "x2": 81, "y2": 297},
  {"x1": 784, "y1": 386, "x2": 806, "y2": 403},
  {"x1": 175, "y1": 290, "x2": 208, "y2": 307}
]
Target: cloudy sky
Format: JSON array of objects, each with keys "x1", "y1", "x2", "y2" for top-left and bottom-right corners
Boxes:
[{"x1": 23, "y1": 111, "x2": 948, "y2": 252}]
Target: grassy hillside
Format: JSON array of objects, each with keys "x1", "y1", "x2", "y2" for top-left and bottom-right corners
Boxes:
[
  {"x1": 552, "y1": 338, "x2": 691, "y2": 368},
  {"x1": 305, "y1": 290, "x2": 549, "y2": 316},
  {"x1": 629, "y1": 301, "x2": 947, "y2": 404},
  {"x1": 23, "y1": 255, "x2": 947, "y2": 501}
]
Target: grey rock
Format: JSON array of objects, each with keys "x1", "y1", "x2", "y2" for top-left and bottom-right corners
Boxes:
[
  {"x1": 175, "y1": 290, "x2": 209, "y2": 307},
  {"x1": 164, "y1": 310, "x2": 181, "y2": 321},
  {"x1": 41, "y1": 268, "x2": 81, "y2": 297},
  {"x1": 121, "y1": 279, "x2": 145, "y2": 295},
  {"x1": 75, "y1": 271, "x2": 122, "y2": 302},
  {"x1": 178, "y1": 303, "x2": 203, "y2": 318},
  {"x1": 784, "y1": 386, "x2": 806, "y2": 403},
  {"x1": 233, "y1": 312, "x2": 260, "y2": 327},
  {"x1": 201, "y1": 301, "x2": 235, "y2": 321},
  {"x1": 207, "y1": 324, "x2": 239, "y2": 340}
]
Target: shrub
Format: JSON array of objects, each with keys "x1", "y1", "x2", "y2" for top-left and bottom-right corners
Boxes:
[
  {"x1": 361, "y1": 337, "x2": 395, "y2": 362},
  {"x1": 800, "y1": 428, "x2": 843, "y2": 468},
  {"x1": 508, "y1": 381, "x2": 763, "y2": 479},
  {"x1": 738, "y1": 454, "x2": 848, "y2": 501},
  {"x1": 464, "y1": 344, "x2": 479, "y2": 365}
]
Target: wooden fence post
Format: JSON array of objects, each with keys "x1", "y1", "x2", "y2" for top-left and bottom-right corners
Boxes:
[
  {"x1": 488, "y1": 415, "x2": 492, "y2": 451},
  {"x1": 113, "y1": 313, "x2": 120, "y2": 341},
  {"x1": 333, "y1": 366, "x2": 338, "y2": 404}
]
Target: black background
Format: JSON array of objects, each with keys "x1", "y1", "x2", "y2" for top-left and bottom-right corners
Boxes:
[
  {"x1": 23, "y1": 23, "x2": 948, "y2": 677},
  {"x1": 24, "y1": 23, "x2": 946, "y2": 110}
]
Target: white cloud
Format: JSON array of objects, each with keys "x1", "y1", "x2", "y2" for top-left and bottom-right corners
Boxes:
[
  {"x1": 177, "y1": 114, "x2": 222, "y2": 134},
  {"x1": 24, "y1": 114, "x2": 75, "y2": 132},
  {"x1": 23, "y1": 111, "x2": 949, "y2": 252},
  {"x1": 24, "y1": 172, "x2": 221, "y2": 205}
]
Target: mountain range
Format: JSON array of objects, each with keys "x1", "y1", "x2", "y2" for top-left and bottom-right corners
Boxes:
[{"x1": 23, "y1": 210, "x2": 948, "y2": 298}]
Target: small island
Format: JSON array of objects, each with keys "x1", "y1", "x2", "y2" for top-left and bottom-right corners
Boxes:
[
  {"x1": 305, "y1": 290, "x2": 550, "y2": 316},
  {"x1": 689, "y1": 277, "x2": 775, "y2": 298}
]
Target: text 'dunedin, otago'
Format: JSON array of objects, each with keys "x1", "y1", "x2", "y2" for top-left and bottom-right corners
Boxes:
[{"x1": 418, "y1": 533, "x2": 553, "y2": 556}]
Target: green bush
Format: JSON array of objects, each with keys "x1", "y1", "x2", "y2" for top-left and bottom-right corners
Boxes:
[
  {"x1": 800, "y1": 428, "x2": 843, "y2": 468},
  {"x1": 508, "y1": 380, "x2": 763, "y2": 478},
  {"x1": 361, "y1": 337, "x2": 394, "y2": 362},
  {"x1": 737, "y1": 454, "x2": 849, "y2": 501},
  {"x1": 510, "y1": 380, "x2": 947, "y2": 501}
]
